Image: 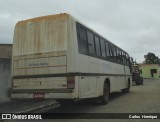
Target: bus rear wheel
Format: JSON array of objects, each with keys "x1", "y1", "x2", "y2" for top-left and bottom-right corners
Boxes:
[
  {"x1": 101, "y1": 83, "x2": 110, "y2": 105},
  {"x1": 122, "y1": 81, "x2": 130, "y2": 93},
  {"x1": 140, "y1": 77, "x2": 143, "y2": 85}
]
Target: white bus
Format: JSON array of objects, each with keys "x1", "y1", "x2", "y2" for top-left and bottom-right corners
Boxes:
[{"x1": 11, "y1": 13, "x2": 132, "y2": 105}]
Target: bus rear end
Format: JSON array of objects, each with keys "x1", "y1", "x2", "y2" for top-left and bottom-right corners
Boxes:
[{"x1": 11, "y1": 14, "x2": 75, "y2": 99}]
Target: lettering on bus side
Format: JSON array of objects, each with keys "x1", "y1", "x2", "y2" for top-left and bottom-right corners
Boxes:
[{"x1": 28, "y1": 62, "x2": 48, "y2": 67}]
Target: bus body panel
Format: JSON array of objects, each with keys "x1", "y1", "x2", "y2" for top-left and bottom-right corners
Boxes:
[
  {"x1": 78, "y1": 76, "x2": 97, "y2": 98},
  {"x1": 13, "y1": 53, "x2": 67, "y2": 76},
  {"x1": 11, "y1": 14, "x2": 73, "y2": 99},
  {"x1": 12, "y1": 77, "x2": 67, "y2": 90},
  {"x1": 66, "y1": 16, "x2": 77, "y2": 73},
  {"x1": 76, "y1": 53, "x2": 129, "y2": 93}
]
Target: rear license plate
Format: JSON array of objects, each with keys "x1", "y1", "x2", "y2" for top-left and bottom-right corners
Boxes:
[{"x1": 33, "y1": 93, "x2": 45, "y2": 98}]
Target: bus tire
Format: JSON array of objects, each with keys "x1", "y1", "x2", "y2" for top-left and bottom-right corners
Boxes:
[
  {"x1": 101, "y1": 83, "x2": 110, "y2": 105},
  {"x1": 140, "y1": 77, "x2": 143, "y2": 85},
  {"x1": 135, "y1": 79, "x2": 140, "y2": 85},
  {"x1": 135, "y1": 75, "x2": 140, "y2": 85},
  {"x1": 122, "y1": 80, "x2": 130, "y2": 93}
]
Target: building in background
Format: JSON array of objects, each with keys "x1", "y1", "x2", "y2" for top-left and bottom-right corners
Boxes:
[
  {"x1": 0, "y1": 44, "x2": 12, "y2": 103},
  {"x1": 139, "y1": 64, "x2": 160, "y2": 79}
]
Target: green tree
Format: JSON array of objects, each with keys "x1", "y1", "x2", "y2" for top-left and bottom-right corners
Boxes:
[{"x1": 144, "y1": 52, "x2": 160, "y2": 64}]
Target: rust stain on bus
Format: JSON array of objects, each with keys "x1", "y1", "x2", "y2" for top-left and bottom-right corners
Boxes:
[
  {"x1": 14, "y1": 13, "x2": 68, "y2": 56},
  {"x1": 13, "y1": 51, "x2": 67, "y2": 60},
  {"x1": 17, "y1": 13, "x2": 69, "y2": 25}
]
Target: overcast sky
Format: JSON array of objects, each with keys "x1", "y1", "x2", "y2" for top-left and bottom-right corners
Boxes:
[{"x1": 1, "y1": 0, "x2": 160, "y2": 63}]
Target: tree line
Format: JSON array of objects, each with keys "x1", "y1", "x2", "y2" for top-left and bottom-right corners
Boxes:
[{"x1": 144, "y1": 52, "x2": 160, "y2": 64}]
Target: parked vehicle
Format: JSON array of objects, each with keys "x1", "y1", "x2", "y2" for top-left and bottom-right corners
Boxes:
[
  {"x1": 11, "y1": 13, "x2": 132, "y2": 105},
  {"x1": 132, "y1": 64, "x2": 143, "y2": 85}
]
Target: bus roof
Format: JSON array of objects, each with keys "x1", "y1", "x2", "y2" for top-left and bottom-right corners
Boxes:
[{"x1": 16, "y1": 13, "x2": 129, "y2": 56}]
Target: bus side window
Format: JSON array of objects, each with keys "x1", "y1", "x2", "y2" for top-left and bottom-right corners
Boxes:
[
  {"x1": 78, "y1": 25, "x2": 88, "y2": 53},
  {"x1": 100, "y1": 38, "x2": 106, "y2": 58},
  {"x1": 120, "y1": 51, "x2": 123, "y2": 64},
  {"x1": 117, "y1": 48, "x2": 121, "y2": 63},
  {"x1": 125, "y1": 53, "x2": 128, "y2": 65},
  {"x1": 126, "y1": 54, "x2": 129, "y2": 65},
  {"x1": 122, "y1": 52, "x2": 124, "y2": 64},
  {"x1": 122, "y1": 52, "x2": 127, "y2": 65},
  {"x1": 87, "y1": 31, "x2": 95, "y2": 54},
  {"x1": 105, "y1": 42, "x2": 110, "y2": 58},
  {"x1": 113, "y1": 46, "x2": 117, "y2": 62},
  {"x1": 109, "y1": 44, "x2": 114, "y2": 60},
  {"x1": 95, "y1": 36, "x2": 101, "y2": 56}
]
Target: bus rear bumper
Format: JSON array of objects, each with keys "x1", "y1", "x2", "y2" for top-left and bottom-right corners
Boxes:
[{"x1": 10, "y1": 89, "x2": 75, "y2": 99}]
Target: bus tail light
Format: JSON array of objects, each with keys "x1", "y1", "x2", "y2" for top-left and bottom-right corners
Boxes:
[{"x1": 67, "y1": 76, "x2": 75, "y2": 89}]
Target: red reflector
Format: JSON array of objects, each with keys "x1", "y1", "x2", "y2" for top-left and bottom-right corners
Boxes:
[{"x1": 67, "y1": 76, "x2": 75, "y2": 89}]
